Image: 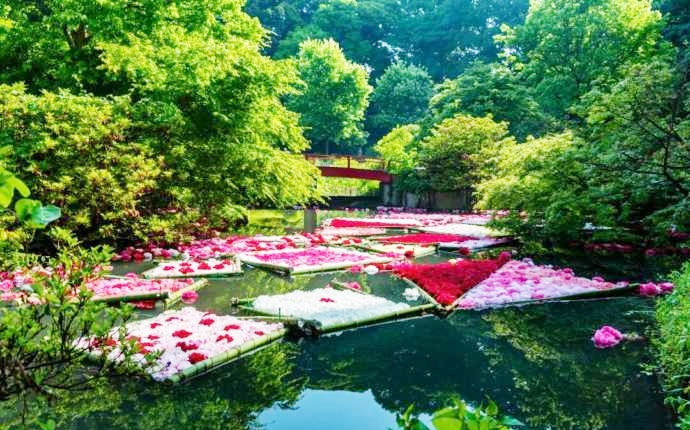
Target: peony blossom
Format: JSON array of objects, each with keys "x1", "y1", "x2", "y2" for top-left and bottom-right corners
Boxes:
[{"x1": 592, "y1": 325, "x2": 623, "y2": 349}]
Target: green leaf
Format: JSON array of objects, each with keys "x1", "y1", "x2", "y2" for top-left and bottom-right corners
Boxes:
[
  {"x1": 14, "y1": 198, "x2": 41, "y2": 222},
  {"x1": 31, "y1": 204, "x2": 61, "y2": 226},
  {"x1": 0, "y1": 183, "x2": 12, "y2": 208},
  {"x1": 432, "y1": 406, "x2": 459, "y2": 420},
  {"x1": 500, "y1": 416, "x2": 525, "y2": 427},
  {"x1": 432, "y1": 417, "x2": 464, "y2": 430},
  {"x1": 7, "y1": 176, "x2": 30, "y2": 197},
  {"x1": 485, "y1": 400, "x2": 498, "y2": 417}
]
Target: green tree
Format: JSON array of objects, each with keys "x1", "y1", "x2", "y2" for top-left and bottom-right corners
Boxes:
[
  {"x1": 417, "y1": 114, "x2": 515, "y2": 192},
  {"x1": 367, "y1": 62, "x2": 435, "y2": 143},
  {"x1": 497, "y1": 0, "x2": 664, "y2": 117},
  {"x1": 580, "y1": 56, "x2": 690, "y2": 236},
  {"x1": 373, "y1": 124, "x2": 420, "y2": 174},
  {"x1": 0, "y1": 0, "x2": 321, "y2": 243},
  {"x1": 426, "y1": 62, "x2": 552, "y2": 141},
  {"x1": 286, "y1": 38, "x2": 372, "y2": 154}
]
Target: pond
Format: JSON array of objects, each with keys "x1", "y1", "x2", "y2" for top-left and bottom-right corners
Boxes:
[{"x1": 2, "y1": 213, "x2": 676, "y2": 430}]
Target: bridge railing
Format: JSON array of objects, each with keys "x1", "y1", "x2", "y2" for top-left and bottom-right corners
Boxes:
[{"x1": 304, "y1": 154, "x2": 386, "y2": 171}]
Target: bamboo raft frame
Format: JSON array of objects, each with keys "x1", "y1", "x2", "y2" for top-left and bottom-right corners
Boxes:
[
  {"x1": 449, "y1": 282, "x2": 640, "y2": 311},
  {"x1": 235, "y1": 288, "x2": 436, "y2": 336},
  {"x1": 166, "y1": 327, "x2": 288, "y2": 384}
]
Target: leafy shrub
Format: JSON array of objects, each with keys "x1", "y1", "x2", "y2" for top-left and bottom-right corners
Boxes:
[{"x1": 657, "y1": 263, "x2": 690, "y2": 428}]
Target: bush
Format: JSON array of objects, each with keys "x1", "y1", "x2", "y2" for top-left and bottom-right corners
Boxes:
[{"x1": 657, "y1": 263, "x2": 690, "y2": 429}]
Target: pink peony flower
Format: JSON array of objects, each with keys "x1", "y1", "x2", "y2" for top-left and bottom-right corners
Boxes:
[
  {"x1": 592, "y1": 325, "x2": 623, "y2": 349},
  {"x1": 181, "y1": 290, "x2": 199, "y2": 305},
  {"x1": 659, "y1": 282, "x2": 675, "y2": 293},
  {"x1": 639, "y1": 282, "x2": 661, "y2": 296}
]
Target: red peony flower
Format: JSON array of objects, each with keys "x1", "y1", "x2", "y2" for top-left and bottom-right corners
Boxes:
[
  {"x1": 176, "y1": 341, "x2": 199, "y2": 352},
  {"x1": 199, "y1": 318, "x2": 215, "y2": 326},
  {"x1": 188, "y1": 352, "x2": 207, "y2": 364},
  {"x1": 172, "y1": 329, "x2": 193, "y2": 338},
  {"x1": 165, "y1": 317, "x2": 180, "y2": 322},
  {"x1": 404, "y1": 250, "x2": 415, "y2": 258},
  {"x1": 150, "y1": 322, "x2": 162, "y2": 328},
  {"x1": 319, "y1": 297, "x2": 335, "y2": 303},
  {"x1": 163, "y1": 265, "x2": 175, "y2": 271},
  {"x1": 254, "y1": 330, "x2": 265, "y2": 336},
  {"x1": 148, "y1": 335, "x2": 159, "y2": 340},
  {"x1": 224, "y1": 324, "x2": 241, "y2": 331},
  {"x1": 197, "y1": 262, "x2": 212, "y2": 270},
  {"x1": 213, "y1": 263, "x2": 225, "y2": 270},
  {"x1": 179, "y1": 267, "x2": 195, "y2": 274},
  {"x1": 216, "y1": 334, "x2": 234, "y2": 343}
]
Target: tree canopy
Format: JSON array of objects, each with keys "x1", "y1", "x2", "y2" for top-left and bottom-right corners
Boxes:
[{"x1": 286, "y1": 38, "x2": 372, "y2": 154}]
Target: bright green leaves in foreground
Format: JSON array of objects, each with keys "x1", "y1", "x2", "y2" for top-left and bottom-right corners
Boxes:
[
  {"x1": 394, "y1": 398, "x2": 524, "y2": 430},
  {"x1": 0, "y1": 156, "x2": 60, "y2": 230}
]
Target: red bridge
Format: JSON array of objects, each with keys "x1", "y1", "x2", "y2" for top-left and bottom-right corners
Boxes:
[{"x1": 305, "y1": 154, "x2": 393, "y2": 183}]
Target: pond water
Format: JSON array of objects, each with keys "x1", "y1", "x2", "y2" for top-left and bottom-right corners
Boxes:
[{"x1": 2, "y1": 213, "x2": 676, "y2": 430}]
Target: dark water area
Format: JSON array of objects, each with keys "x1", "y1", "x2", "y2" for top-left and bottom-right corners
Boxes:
[{"x1": 1, "y1": 213, "x2": 678, "y2": 430}]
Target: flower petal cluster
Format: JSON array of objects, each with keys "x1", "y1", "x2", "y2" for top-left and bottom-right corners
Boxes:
[
  {"x1": 638, "y1": 282, "x2": 674, "y2": 296},
  {"x1": 86, "y1": 276, "x2": 195, "y2": 299},
  {"x1": 592, "y1": 325, "x2": 623, "y2": 349},
  {"x1": 393, "y1": 255, "x2": 511, "y2": 305},
  {"x1": 421, "y1": 223, "x2": 503, "y2": 238},
  {"x1": 144, "y1": 258, "x2": 241, "y2": 278},
  {"x1": 252, "y1": 287, "x2": 409, "y2": 328},
  {"x1": 324, "y1": 218, "x2": 422, "y2": 228},
  {"x1": 80, "y1": 307, "x2": 283, "y2": 380},
  {"x1": 457, "y1": 260, "x2": 629, "y2": 309},
  {"x1": 378, "y1": 233, "x2": 477, "y2": 245},
  {"x1": 245, "y1": 246, "x2": 390, "y2": 271}
]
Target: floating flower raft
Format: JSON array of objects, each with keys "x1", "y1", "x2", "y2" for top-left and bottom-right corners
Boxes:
[
  {"x1": 86, "y1": 275, "x2": 207, "y2": 306},
  {"x1": 249, "y1": 287, "x2": 432, "y2": 333},
  {"x1": 455, "y1": 259, "x2": 635, "y2": 310},
  {"x1": 239, "y1": 246, "x2": 393, "y2": 275},
  {"x1": 357, "y1": 242, "x2": 436, "y2": 258},
  {"x1": 324, "y1": 217, "x2": 422, "y2": 229},
  {"x1": 142, "y1": 258, "x2": 242, "y2": 279},
  {"x1": 393, "y1": 254, "x2": 512, "y2": 308},
  {"x1": 81, "y1": 307, "x2": 285, "y2": 383},
  {"x1": 437, "y1": 237, "x2": 513, "y2": 251},
  {"x1": 420, "y1": 223, "x2": 505, "y2": 238},
  {"x1": 377, "y1": 233, "x2": 477, "y2": 245}
]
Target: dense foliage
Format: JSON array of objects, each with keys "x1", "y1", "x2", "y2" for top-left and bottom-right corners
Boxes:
[
  {"x1": 0, "y1": 0, "x2": 321, "y2": 244},
  {"x1": 657, "y1": 263, "x2": 690, "y2": 428},
  {"x1": 246, "y1": 0, "x2": 530, "y2": 80},
  {"x1": 366, "y1": 62, "x2": 435, "y2": 143},
  {"x1": 286, "y1": 39, "x2": 372, "y2": 154}
]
